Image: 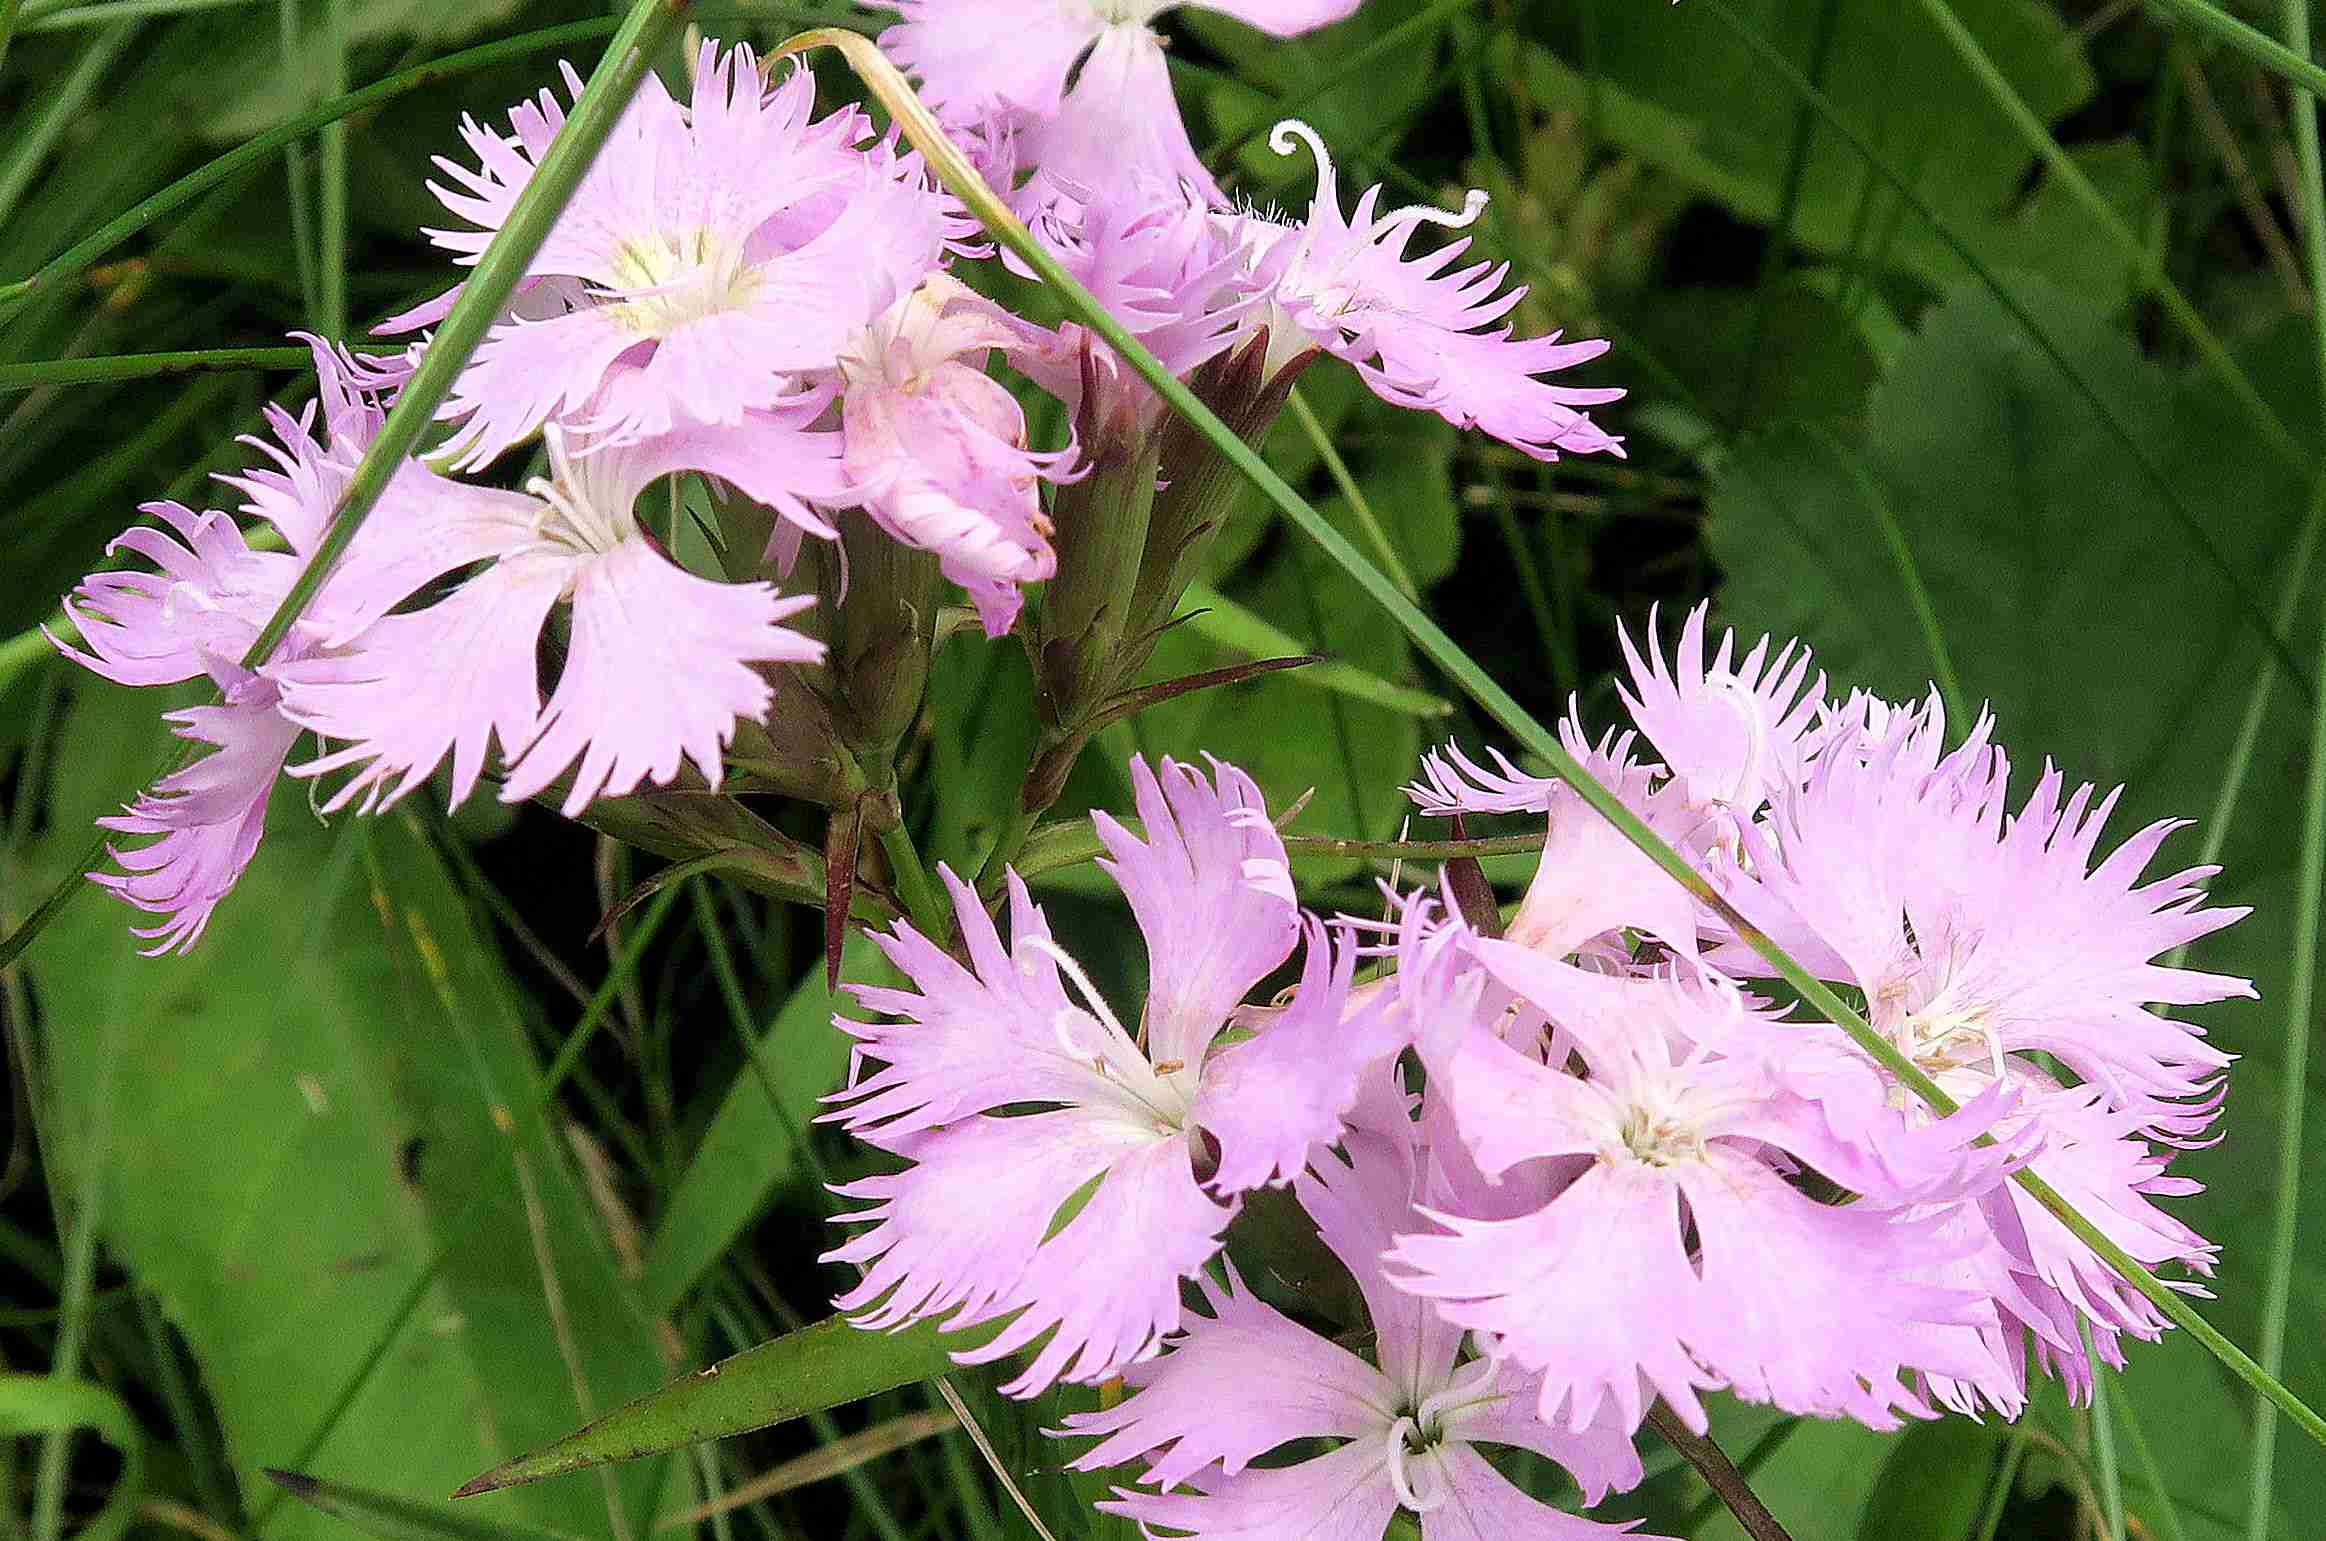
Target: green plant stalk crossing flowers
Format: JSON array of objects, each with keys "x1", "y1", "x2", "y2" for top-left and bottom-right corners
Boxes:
[
  {"x1": 776, "y1": 25, "x2": 2326, "y2": 1452},
  {"x1": 0, "y1": 1, "x2": 694, "y2": 979},
  {"x1": 0, "y1": 347, "x2": 310, "y2": 394}
]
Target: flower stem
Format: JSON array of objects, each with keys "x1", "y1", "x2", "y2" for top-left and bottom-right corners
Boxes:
[
  {"x1": 1648, "y1": 1406, "x2": 1795, "y2": 1541},
  {"x1": 874, "y1": 818, "x2": 946, "y2": 945},
  {"x1": 0, "y1": 346, "x2": 310, "y2": 393},
  {"x1": 2148, "y1": 0, "x2": 2326, "y2": 101}
]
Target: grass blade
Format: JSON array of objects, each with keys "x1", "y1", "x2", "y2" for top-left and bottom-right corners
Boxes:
[
  {"x1": 0, "y1": 346, "x2": 310, "y2": 393},
  {"x1": 2247, "y1": 7, "x2": 2326, "y2": 1534},
  {"x1": 0, "y1": 22, "x2": 137, "y2": 228},
  {"x1": 786, "y1": 21, "x2": 2326, "y2": 1454},
  {"x1": 2148, "y1": 0, "x2": 2326, "y2": 101}
]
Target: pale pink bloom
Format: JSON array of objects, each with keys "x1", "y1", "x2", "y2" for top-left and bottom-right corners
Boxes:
[
  {"x1": 1617, "y1": 602, "x2": 1823, "y2": 817},
  {"x1": 399, "y1": 43, "x2": 947, "y2": 466},
  {"x1": 1063, "y1": 1073, "x2": 1659, "y2": 1540},
  {"x1": 836, "y1": 274, "x2": 1073, "y2": 635},
  {"x1": 1730, "y1": 700, "x2": 2248, "y2": 1141},
  {"x1": 47, "y1": 339, "x2": 523, "y2": 952},
  {"x1": 271, "y1": 421, "x2": 826, "y2": 818},
  {"x1": 1408, "y1": 725, "x2": 1705, "y2": 963},
  {"x1": 823, "y1": 756, "x2": 1399, "y2": 1396},
  {"x1": 1389, "y1": 948, "x2": 1992, "y2": 1436},
  {"x1": 1233, "y1": 123, "x2": 1623, "y2": 460},
  {"x1": 884, "y1": 1, "x2": 1359, "y2": 205}
]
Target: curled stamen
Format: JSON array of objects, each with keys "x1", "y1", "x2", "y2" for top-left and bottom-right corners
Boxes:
[
  {"x1": 1701, "y1": 668, "x2": 1774, "y2": 808},
  {"x1": 1383, "y1": 1418, "x2": 1448, "y2": 1512},
  {"x1": 1024, "y1": 934, "x2": 1140, "y2": 1056},
  {"x1": 1268, "y1": 118, "x2": 1331, "y2": 169}
]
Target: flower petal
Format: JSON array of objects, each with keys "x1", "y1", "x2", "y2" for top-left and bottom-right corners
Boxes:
[
  {"x1": 499, "y1": 538, "x2": 823, "y2": 816},
  {"x1": 1100, "y1": 1441, "x2": 1401, "y2": 1541},
  {"x1": 1416, "y1": 1445, "x2": 1652, "y2": 1541},
  {"x1": 1093, "y1": 755, "x2": 1300, "y2": 1070},
  {"x1": 1062, "y1": 1263, "x2": 1390, "y2": 1489}
]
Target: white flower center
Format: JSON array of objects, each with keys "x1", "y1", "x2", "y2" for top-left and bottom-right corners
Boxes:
[
  {"x1": 604, "y1": 228, "x2": 760, "y2": 337},
  {"x1": 525, "y1": 425, "x2": 639, "y2": 558},
  {"x1": 1025, "y1": 936, "x2": 1193, "y2": 1132}
]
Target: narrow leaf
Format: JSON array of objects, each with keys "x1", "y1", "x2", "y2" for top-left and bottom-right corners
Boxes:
[
  {"x1": 1088, "y1": 654, "x2": 1320, "y2": 731},
  {"x1": 265, "y1": 1472, "x2": 581, "y2": 1541},
  {"x1": 0, "y1": 1375, "x2": 146, "y2": 1541},
  {"x1": 453, "y1": 1315, "x2": 985, "y2": 1497}
]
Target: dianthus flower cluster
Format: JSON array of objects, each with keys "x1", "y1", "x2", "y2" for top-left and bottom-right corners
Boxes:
[
  {"x1": 824, "y1": 605, "x2": 2247, "y2": 1537},
  {"x1": 51, "y1": 6, "x2": 1620, "y2": 955}
]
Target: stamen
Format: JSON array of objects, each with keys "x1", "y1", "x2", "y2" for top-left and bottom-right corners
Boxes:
[
  {"x1": 1383, "y1": 1418, "x2": 1448, "y2": 1513},
  {"x1": 1024, "y1": 935, "x2": 1140, "y2": 1057}
]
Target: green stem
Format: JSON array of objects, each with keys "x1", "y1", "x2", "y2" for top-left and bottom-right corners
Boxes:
[
  {"x1": 1289, "y1": 385, "x2": 1417, "y2": 600},
  {"x1": 874, "y1": 819, "x2": 946, "y2": 944},
  {"x1": 795, "y1": 24, "x2": 2326, "y2": 1454},
  {"x1": 0, "y1": 0, "x2": 694, "y2": 975},
  {"x1": 1972, "y1": 1433, "x2": 2027, "y2": 1541},
  {"x1": 2088, "y1": 1324, "x2": 2126, "y2": 1541},
  {"x1": 2113, "y1": 1384, "x2": 2193, "y2": 1541},
  {"x1": 2147, "y1": 0, "x2": 2326, "y2": 101},
  {"x1": 1698, "y1": 0, "x2": 2312, "y2": 700},
  {"x1": 319, "y1": 0, "x2": 348, "y2": 338},
  {"x1": 1918, "y1": 0, "x2": 2304, "y2": 473},
  {"x1": 0, "y1": 346, "x2": 310, "y2": 393},
  {"x1": 2249, "y1": 7, "x2": 2326, "y2": 1533}
]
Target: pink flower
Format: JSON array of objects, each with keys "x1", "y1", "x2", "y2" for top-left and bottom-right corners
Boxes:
[
  {"x1": 1408, "y1": 724, "x2": 1705, "y2": 964},
  {"x1": 1616, "y1": 603, "x2": 1823, "y2": 818},
  {"x1": 884, "y1": 1, "x2": 1360, "y2": 206},
  {"x1": 1062, "y1": 1072, "x2": 1661, "y2": 1540},
  {"x1": 399, "y1": 43, "x2": 948, "y2": 467},
  {"x1": 270, "y1": 420, "x2": 828, "y2": 818},
  {"x1": 1233, "y1": 122, "x2": 1624, "y2": 461},
  {"x1": 823, "y1": 756, "x2": 1399, "y2": 1396},
  {"x1": 1388, "y1": 945, "x2": 1993, "y2": 1436},
  {"x1": 47, "y1": 338, "x2": 506, "y2": 951},
  {"x1": 835, "y1": 274, "x2": 1074, "y2": 635}
]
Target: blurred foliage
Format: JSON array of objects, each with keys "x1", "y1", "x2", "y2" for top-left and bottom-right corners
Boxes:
[{"x1": 4, "y1": 1, "x2": 2326, "y2": 1539}]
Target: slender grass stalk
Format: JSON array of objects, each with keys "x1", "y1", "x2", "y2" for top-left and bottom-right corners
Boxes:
[
  {"x1": 1972, "y1": 1434, "x2": 2027, "y2": 1541},
  {"x1": 0, "y1": 23, "x2": 137, "y2": 228},
  {"x1": 2111, "y1": 1384, "x2": 2193, "y2": 1541},
  {"x1": 2087, "y1": 1325, "x2": 2126, "y2": 1541},
  {"x1": 789, "y1": 22, "x2": 2326, "y2": 1451},
  {"x1": 2248, "y1": 7, "x2": 2326, "y2": 1533},
  {"x1": 1288, "y1": 385, "x2": 1417, "y2": 601},
  {"x1": 0, "y1": 346, "x2": 309, "y2": 393},
  {"x1": 21, "y1": 0, "x2": 255, "y2": 25},
  {"x1": 1803, "y1": 423, "x2": 1968, "y2": 726},
  {"x1": 0, "y1": 0, "x2": 693, "y2": 976},
  {"x1": 319, "y1": 0, "x2": 348, "y2": 338},
  {"x1": 278, "y1": 0, "x2": 320, "y2": 325},
  {"x1": 1697, "y1": 0, "x2": 2312, "y2": 700},
  {"x1": 2147, "y1": 0, "x2": 2326, "y2": 101},
  {"x1": 1920, "y1": 0, "x2": 2304, "y2": 472}
]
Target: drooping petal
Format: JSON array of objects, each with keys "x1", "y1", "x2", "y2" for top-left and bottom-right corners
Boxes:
[
  {"x1": 1020, "y1": 26, "x2": 1222, "y2": 209},
  {"x1": 881, "y1": 0, "x2": 1107, "y2": 121},
  {"x1": 271, "y1": 546, "x2": 579, "y2": 813},
  {"x1": 91, "y1": 695, "x2": 300, "y2": 956},
  {"x1": 961, "y1": 1131, "x2": 1237, "y2": 1395},
  {"x1": 1062, "y1": 1263, "x2": 1392, "y2": 1489},
  {"x1": 1094, "y1": 755, "x2": 1300, "y2": 1069},
  {"x1": 1100, "y1": 1441, "x2": 1402, "y2": 1541},
  {"x1": 1193, "y1": 919, "x2": 1404, "y2": 1193},
  {"x1": 827, "y1": 1105, "x2": 1156, "y2": 1338},
  {"x1": 1390, "y1": 1159, "x2": 1714, "y2": 1436},
  {"x1": 1414, "y1": 1444, "x2": 1650, "y2": 1541},
  {"x1": 499, "y1": 537, "x2": 823, "y2": 816}
]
